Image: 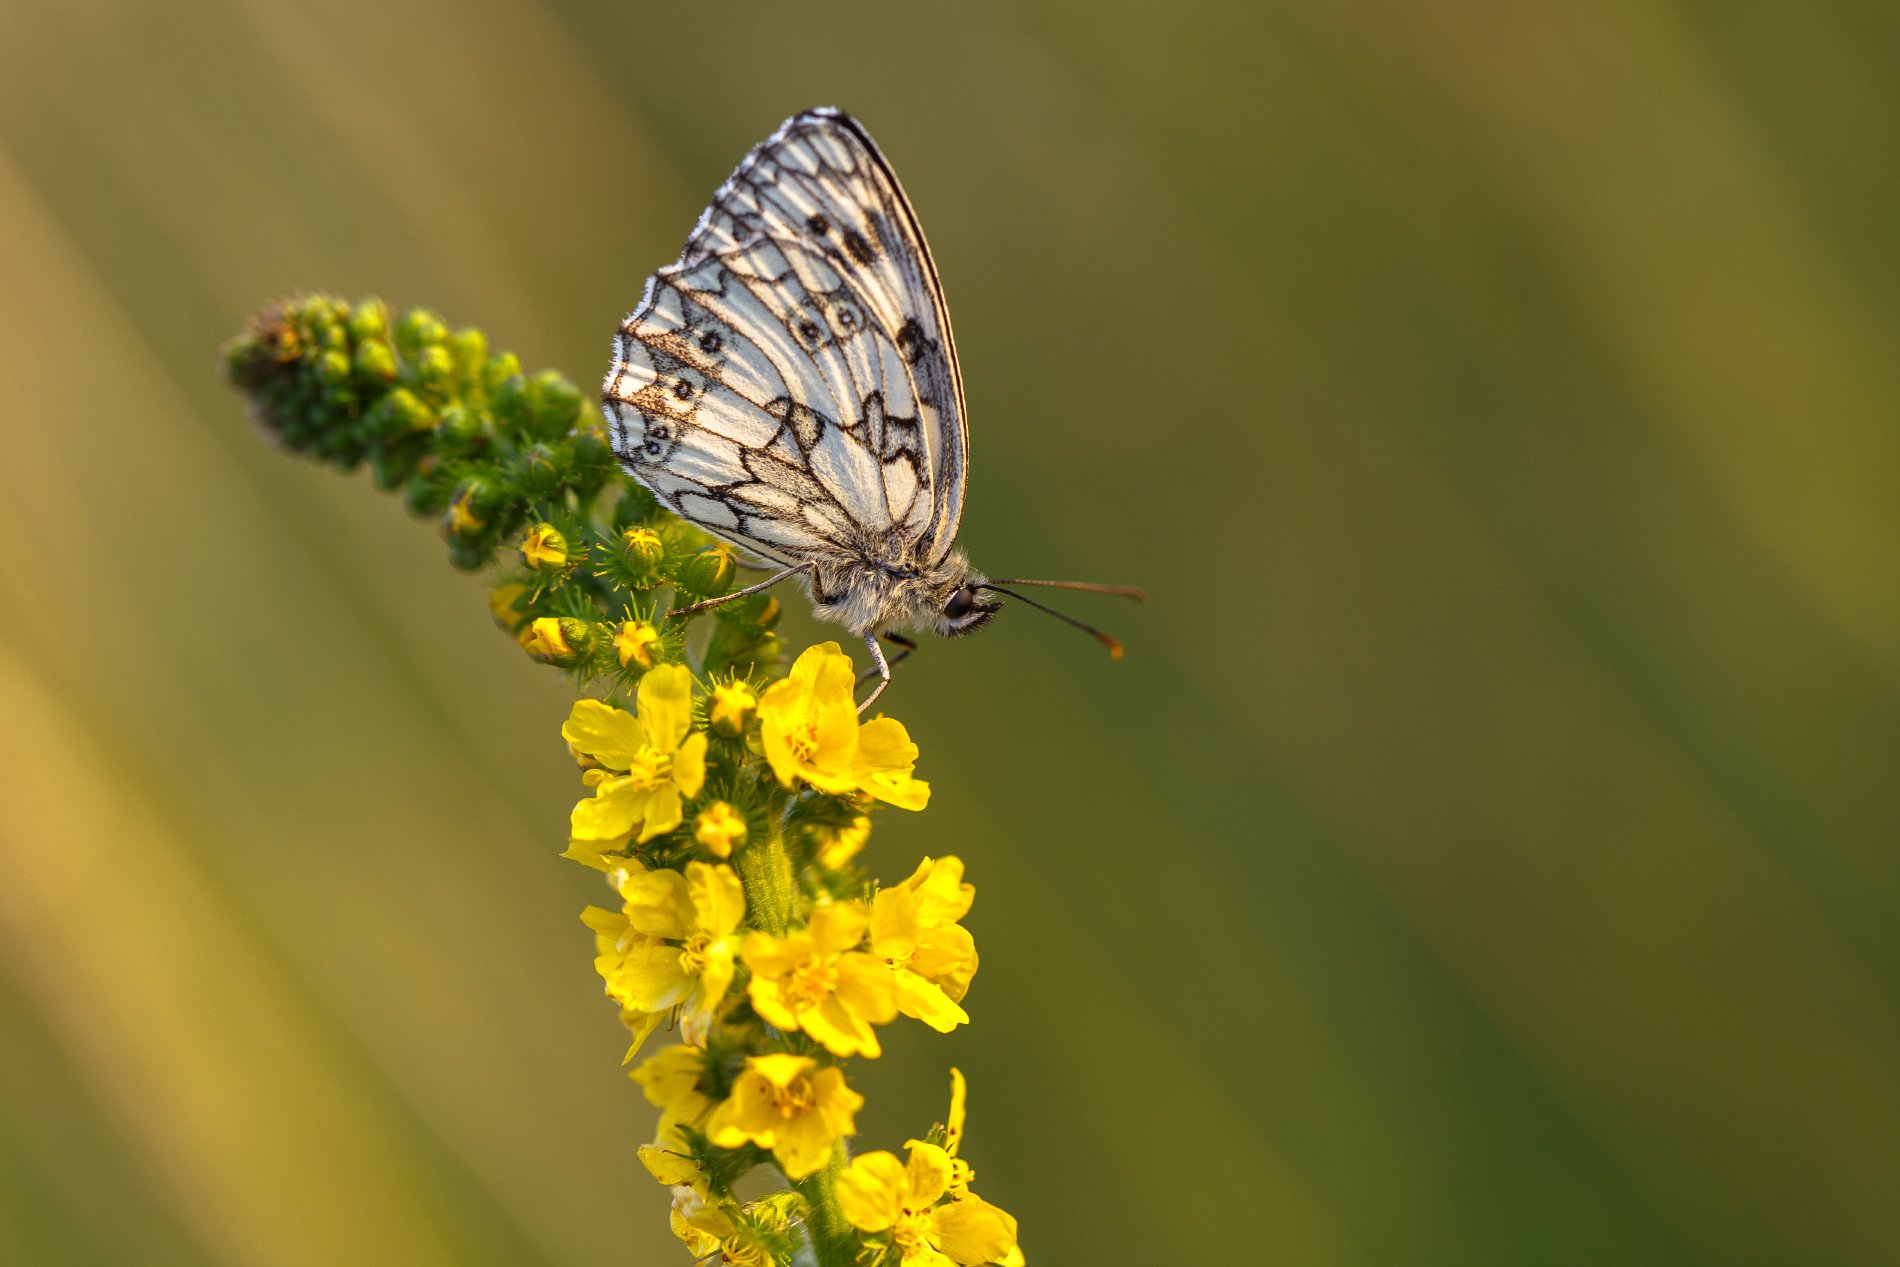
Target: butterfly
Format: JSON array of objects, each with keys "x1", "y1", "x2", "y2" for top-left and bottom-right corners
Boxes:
[{"x1": 602, "y1": 107, "x2": 1141, "y2": 709}]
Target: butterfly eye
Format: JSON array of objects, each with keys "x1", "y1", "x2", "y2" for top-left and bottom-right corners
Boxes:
[{"x1": 944, "y1": 587, "x2": 976, "y2": 620}]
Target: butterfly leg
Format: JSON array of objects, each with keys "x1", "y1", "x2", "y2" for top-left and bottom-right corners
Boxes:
[
  {"x1": 856, "y1": 631, "x2": 892, "y2": 714},
  {"x1": 668, "y1": 561, "x2": 812, "y2": 619},
  {"x1": 857, "y1": 632, "x2": 916, "y2": 688}
]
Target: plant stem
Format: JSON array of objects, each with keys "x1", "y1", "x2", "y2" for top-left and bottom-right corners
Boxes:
[
  {"x1": 794, "y1": 1142, "x2": 856, "y2": 1267},
  {"x1": 738, "y1": 824, "x2": 797, "y2": 936}
]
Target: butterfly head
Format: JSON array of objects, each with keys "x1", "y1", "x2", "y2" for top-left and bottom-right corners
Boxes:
[{"x1": 914, "y1": 552, "x2": 1000, "y2": 638}]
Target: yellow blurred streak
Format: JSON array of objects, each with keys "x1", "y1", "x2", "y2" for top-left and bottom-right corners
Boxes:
[{"x1": 0, "y1": 648, "x2": 473, "y2": 1267}]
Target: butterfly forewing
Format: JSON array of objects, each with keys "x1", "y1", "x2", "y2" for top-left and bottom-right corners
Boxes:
[{"x1": 605, "y1": 108, "x2": 967, "y2": 571}]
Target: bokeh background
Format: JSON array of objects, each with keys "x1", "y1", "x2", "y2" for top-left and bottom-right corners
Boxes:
[{"x1": 4, "y1": 2, "x2": 1899, "y2": 1264}]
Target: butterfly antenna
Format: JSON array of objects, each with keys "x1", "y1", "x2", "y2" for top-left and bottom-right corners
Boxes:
[
  {"x1": 979, "y1": 585, "x2": 1127, "y2": 660},
  {"x1": 986, "y1": 578, "x2": 1148, "y2": 602}
]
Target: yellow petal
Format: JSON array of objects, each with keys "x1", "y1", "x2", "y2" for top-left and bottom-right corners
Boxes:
[
  {"x1": 893, "y1": 969, "x2": 969, "y2": 1032},
  {"x1": 748, "y1": 1052, "x2": 816, "y2": 1089},
  {"x1": 904, "y1": 1140, "x2": 953, "y2": 1207},
  {"x1": 934, "y1": 1194, "x2": 1019, "y2": 1266},
  {"x1": 636, "y1": 784, "x2": 683, "y2": 843},
  {"x1": 835, "y1": 953, "x2": 900, "y2": 1025},
  {"x1": 772, "y1": 1109, "x2": 840, "y2": 1180},
  {"x1": 871, "y1": 886, "x2": 920, "y2": 960},
  {"x1": 852, "y1": 716, "x2": 918, "y2": 776},
  {"x1": 863, "y1": 768, "x2": 931, "y2": 811},
  {"x1": 947, "y1": 1068, "x2": 968, "y2": 1157},
  {"x1": 835, "y1": 1151, "x2": 907, "y2": 1233},
  {"x1": 570, "y1": 776, "x2": 648, "y2": 841},
  {"x1": 621, "y1": 868, "x2": 692, "y2": 940},
  {"x1": 688, "y1": 862, "x2": 746, "y2": 938},
  {"x1": 673, "y1": 731, "x2": 708, "y2": 799},
  {"x1": 629, "y1": 1045, "x2": 704, "y2": 1111},
  {"x1": 638, "y1": 1140, "x2": 699, "y2": 1186},
  {"x1": 561, "y1": 699, "x2": 648, "y2": 769},
  {"x1": 635, "y1": 663, "x2": 695, "y2": 753},
  {"x1": 808, "y1": 902, "x2": 869, "y2": 955},
  {"x1": 746, "y1": 974, "x2": 802, "y2": 1032}
]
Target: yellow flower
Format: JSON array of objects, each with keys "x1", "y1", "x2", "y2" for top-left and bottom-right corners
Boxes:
[
  {"x1": 694, "y1": 801, "x2": 748, "y2": 859},
  {"x1": 614, "y1": 619, "x2": 662, "y2": 669},
  {"x1": 872, "y1": 856, "x2": 979, "y2": 1033},
  {"x1": 631, "y1": 1043, "x2": 714, "y2": 1127},
  {"x1": 705, "y1": 1053, "x2": 862, "y2": 1180},
  {"x1": 520, "y1": 522, "x2": 569, "y2": 570},
  {"x1": 579, "y1": 879, "x2": 675, "y2": 1059},
  {"x1": 668, "y1": 1185, "x2": 734, "y2": 1260},
  {"x1": 757, "y1": 643, "x2": 930, "y2": 809},
  {"x1": 837, "y1": 1071, "x2": 1022, "y2": 1267},
  {"x1": 603, "y1": 861, "x2": 745, "y2": 1023},
  {"x1": 814, "y1": 815, "x2": 871, "y2": 870},
  {"x1": 564, "y1": 666, "x2": 707, "y2": 843},
  {"x1": 743, "y1": 903, "x2": 897, "y2": 1057},
  {"x1": 709, "y1": 681, "x2": 758, "y2": 737}
]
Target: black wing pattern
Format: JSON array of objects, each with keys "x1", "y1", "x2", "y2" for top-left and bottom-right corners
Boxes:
[{"x1": 602, "y1": 108, "x2": 967, "y2": 568}]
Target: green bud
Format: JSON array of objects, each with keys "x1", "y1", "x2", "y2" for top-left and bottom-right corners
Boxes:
[
  {"x1": 448, "y1": 327, "x2": 489, "y2": 380},
  {"x1": 404, "y1": 465, "x2": 452, "y2": 517},
  {"x1": 517, "y1": 442, "x2": 565, "y2": 498},
  {"x1": 315, "y1": 348, "x2": 351, "y2": 388},
  {"x1": 446, "y1": 537, "x2": 494, "y2": 572},
  {"x1": 483, "y1": 352, "x2": 522, "y2": 393},
  {"x1": 519, "y1": 370, "x2": 582, "y2": 441},
  {"x1": 395, "y1": 307, "x2": 448, "y2": 355},
  {"x1": 675, "y1": 544, "x2": 737, "y2": 598},
  {"x1": 414, "y1": 344, "x2": 454, "y2": 392},
  {"x1": 347, "y1": 298, "x2": 390, "y2": 344},
  {"x1": 618, "y1": 527, "x2": 666, "y2": 585},
  {"x1": 570, "y1": 421, "x2": 613, "y2": 469},
  {"x1": 352, "y1": 339, "x2": 397, "y2": 383},
  {"x1": 434, "y1": 402, "x2": 486, "y2": 450}
]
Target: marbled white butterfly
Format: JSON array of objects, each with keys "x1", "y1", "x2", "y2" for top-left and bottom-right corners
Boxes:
[{"x1": 603, "y1": 108, "x2": 1141, "y2": 709}]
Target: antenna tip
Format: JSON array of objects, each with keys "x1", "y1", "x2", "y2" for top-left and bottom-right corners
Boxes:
[{"x1": 1106, "y1": 637, "x2": 1125, "y2": 661}]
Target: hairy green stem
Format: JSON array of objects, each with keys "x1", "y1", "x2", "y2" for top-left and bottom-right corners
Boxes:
[
  {"x1": 794, "y1": 1142, "x2": 855, "y2": 1267},
  {"x1": 738, "y1": 825, "x2": 797, "y2": 937}
]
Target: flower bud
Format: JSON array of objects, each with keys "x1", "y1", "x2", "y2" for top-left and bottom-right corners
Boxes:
[
  {"x1": 517, "y1": 442, "x2": 565, "y2": 498},
  {"x1": 618, "y1": 527, "x2": 666, "y2": 586},
  {"x1": 521, "y1": 616, "x2": 590, "y2": 667},
  {"x1": 519, "y1": 523, "x2": 569, "y2": 571},
  {"x1": 525, "y1": 370, "x2": 582, "y2": 440},
  {"x1": 489, "y1": 582, "x2": 531, "y2": 632},
  {"x1": 395, "y1": 307, "x2": 447, "y2": 355},
  {"x1": 352, "y1": 338, "x2": 397, "y2": 383},
  {"x1": 483, "y1": 352, "x2": 522, "y2": 393},
  {"x1": 413, "y1": 344, "x2": 454, "y2": 391},
  {"x1": 675, "y1": 545, "x2": 736, "y2": 598},
  {"x1": 448, "y1": 327, "x2": 489, "y2": 378},
  {"x1": 614, "y1": 619, "x2": 662, "y2": 669},
  {"x1": 315, "y1": 348, "x2": 351, "y2": 388},
  {"x1": 708, "y1": 682, "x2": 757, "y2": 738},
  {"x1": 693, "y1": 802, "x2": 748, "y2": 859},
  {"x1": 347, "y1": 298, "x2": 389, "y2": 344},
  {"x1": 443, "y1": 479, "x2": 496, "y2": 541},
  {"x1": 571, "y1": 422, "x2": 613, "y2": 469},
  {"x1": 435, "y1": 402, "x2": 485, "y2": 448}
]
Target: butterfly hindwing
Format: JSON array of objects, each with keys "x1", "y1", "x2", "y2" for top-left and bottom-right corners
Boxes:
[{"x1": 604, "y1": 108, "x2": 965, "y2": 568}]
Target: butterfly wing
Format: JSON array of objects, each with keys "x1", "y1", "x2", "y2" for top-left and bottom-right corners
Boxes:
[{"x1": 603, "y1": 108, "x2": 968, "y2": 568}]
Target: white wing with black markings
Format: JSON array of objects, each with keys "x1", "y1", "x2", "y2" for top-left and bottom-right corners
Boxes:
[{"x1": 602, "y1": 107, "x2": 968, "y2": 569}]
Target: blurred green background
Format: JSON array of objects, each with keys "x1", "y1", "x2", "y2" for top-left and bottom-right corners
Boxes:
[{"x1": 4, "y1": 1, "x2": 1899, "y2": 1264}]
